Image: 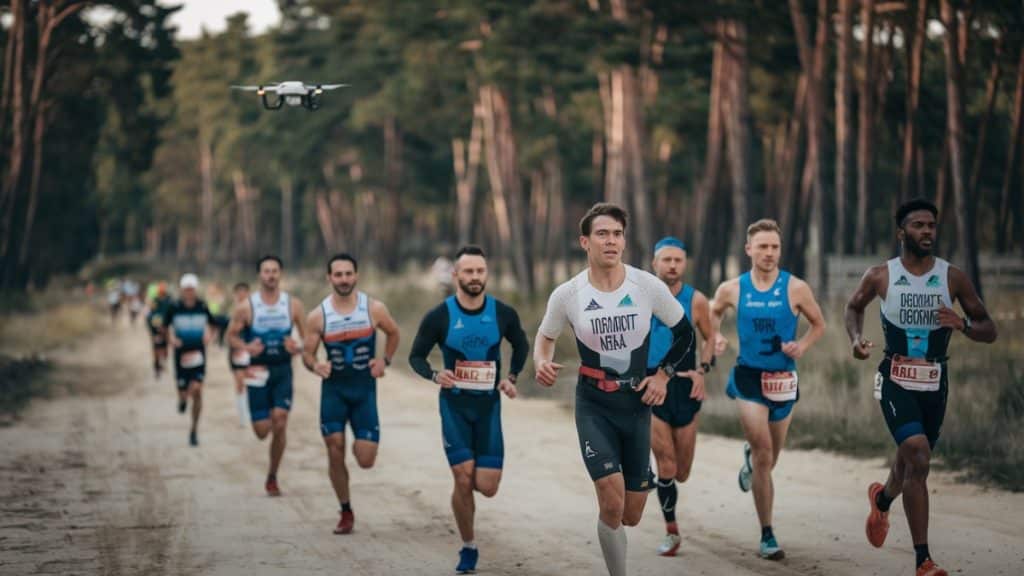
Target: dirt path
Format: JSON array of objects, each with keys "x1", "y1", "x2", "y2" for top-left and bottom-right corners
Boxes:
[{"x1": 1, "y1": 322, "x2": 1022, "y2": 576}]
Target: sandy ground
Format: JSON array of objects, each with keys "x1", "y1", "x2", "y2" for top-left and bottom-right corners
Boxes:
[{"x1": 1, "y1": 321, "x2": 1022, "y2": 576}]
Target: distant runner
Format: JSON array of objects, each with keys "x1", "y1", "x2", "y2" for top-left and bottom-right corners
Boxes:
[{"x1": 165, "y1": 273, "x2": 217, "y2": 446}]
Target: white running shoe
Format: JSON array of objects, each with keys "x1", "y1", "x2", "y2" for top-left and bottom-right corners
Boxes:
[{"x1": 657, "y1": 532, "x2": 682, "y2": 556}]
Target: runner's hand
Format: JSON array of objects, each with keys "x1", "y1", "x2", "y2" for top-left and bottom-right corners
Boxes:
[
  {"x1": 781, "y1": 341, "x2": 806, "y2": 359},
  {"x1": 636, "y1": 371, "x2": 668, "y2": 406},
  {"x1": 498, "y1": 378, "x2": 517, "y2": 399},
  {"x1": 313, "y1": 361, "x2": 332, "y2": 379},
  {"x1": 369, "y1": 358, "x2": 386, "y2": 378},
  {"x1": 284, "y1": 336, "x2": 302, "y2": 355},
  {"x1": 435, "y1": 369, "x2": 456, "y2": 389},
  {"x1": 171, "y1": 336, "x2": 183, "y2": 349},
  {"x1": 677, "y1": 369, "x2": 706, "y2": 401},
  {"x1": 247, "y1": 338, "x2": 265, "y2": 356},
  {"x1": 714, "y1": 333, "x2": 729, "y2": 355},
  {"x1": 535, "y1": 360, "x2": 563, "y2": 387},
  {"x1": 852, "y1": 337, "x2": 874, "y2": 360},
  {"x1": 937, "y1": 306, "x2": 965, "y2": 331}
]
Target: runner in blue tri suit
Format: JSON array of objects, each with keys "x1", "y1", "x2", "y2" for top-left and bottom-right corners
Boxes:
[
  {"x1": 409, "y1": 246, "x2": 529, "y2": 575},
  {"x1": 645, "y1": 237, "x2": 716, "y2": 557},
  {"x1": 164, "y1": 273, "x2": 217, "y2": 447},
  {"x1": 302, "y1": 253, "x2": 400, "y2": 535},
  {"x1": 710, "y1": 219, "x2": 826, "y2": 561},
  {"x1": 845, "y1": 199, "x2": 997, "y2": 576},
  {"x1": 227, "y1": 255, "x2": 307, "y2": 497}
]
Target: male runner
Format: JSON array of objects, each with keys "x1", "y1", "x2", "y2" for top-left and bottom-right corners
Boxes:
[
  {"x1": 228, "y1": 282, "x2": 252, "y2": 426},
  {"x1": 146, "y1": 282, "x2": 172, "y2": 380},
  {"x1": 409, "y1": 246, "x2": 528, "y2": 574},
  {"x1": 165, "y1": 273, "x2": 216, "y2": 446},
  {"x1": 534, "y1": 203, "x2": 695, "y2": 576},
  {"x1": 646, "y1": 237, "x2": 715, "y2": 557},
  {"x1": 302, "y1": 253, "x2": 400, "y2": 535},
  {"x1": 710, "y1": 218, "x2": 825, "y2": 560},
  {"x1": 845, "y1": 198, "x2": 996, "y2": 576},
  {"x1": 227, "y1": 255, "x2": 307, "y2": 496}
]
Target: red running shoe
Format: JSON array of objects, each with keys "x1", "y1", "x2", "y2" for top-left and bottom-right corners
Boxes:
[{"x1": 334, "y1": 510, "x2": 354, "y2": 534}]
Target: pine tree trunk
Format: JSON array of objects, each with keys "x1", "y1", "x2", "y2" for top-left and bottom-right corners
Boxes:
[
  {"x1": 855, "y1": 0, "x2": 876, "y2": 253},
  {"x1": 998, "y1": 46, "x2": 1024, "y2": 252},
  {"x1": 941, "y1": 0, "x2": 982, "y2": 296},
  {"x1": 900, "y1": 0, "x2": 927, "y2": 205},
  {"x1": 835, "y1": 0, "x2": 854, "y2": 255},
  {"x1": 454, "y1": 100, "x2": 484, "y2": 246},
  {"x1": 694, "y1": 23, "x2": 726, "y2": 289},
  {"x1": 722, "y1": 19, "x2": 752, "y2": 271}
]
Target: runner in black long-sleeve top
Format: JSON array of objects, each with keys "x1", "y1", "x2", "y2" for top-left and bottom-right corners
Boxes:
[{"x1": 408, "y1": 245, "x2": 529, "y2": 575}]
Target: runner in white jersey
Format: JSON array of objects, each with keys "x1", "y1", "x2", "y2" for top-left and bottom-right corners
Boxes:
[
  {"x1": 227, "y1": 255, "x2": 307, "y2": 497},
  {"x1": 302, "y1": 253, "x2": 400, "y2": 535},
  {"x1": 845, "y1": 199, "x2": 997, "y2": 576},
  {"x1": 534, "y1": 203, "x2": 695, "y2": 576}
]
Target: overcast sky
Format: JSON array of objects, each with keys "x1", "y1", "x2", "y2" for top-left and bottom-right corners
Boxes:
[{"x1": 164, "y1": 0, "x2": 281, "y2": 39}]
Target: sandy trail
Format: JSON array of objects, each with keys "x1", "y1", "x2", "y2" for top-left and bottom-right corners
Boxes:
[{"x1": 1, "y1": 321, "x2": 1022, "y2": 576}]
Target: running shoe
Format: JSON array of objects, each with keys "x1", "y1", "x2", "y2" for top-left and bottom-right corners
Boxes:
[
  {"x1": 738, "y1": 442, "x2": 753, "y2": 493},
  {"x1": 177, "y1": 399, "x2": 186, "y2": 414},
  {"x1": 334, "y1": 510, "x2": 354, "y2": 534},
  {"x1": 189, "y1": 430, "x2": 198, "y2": 447},
  {"x1": 456, "y1": 546, "x2": 478, "y2": 574},
  {"x1": 265, "y1": 476, "x2": 281, "y2": 497},
  {"x1": 916, "y1": 559, "x2": 948, "y2": 576},
  {"x1": 865, "y1": 482, "x2": 890, "y2": 548},
  {"x1": 759, "y1": 535, "x2": 784, "y2": 560},
  {"x1": 656, "y1": 532, "x2": 682, "y2": 556}
]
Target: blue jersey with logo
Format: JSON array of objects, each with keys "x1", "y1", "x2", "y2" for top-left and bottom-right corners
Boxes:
[
  {"x1": 442, "y1": 296, "x2": 502, "y2": 376},
  {"x1": 647, "y1": 284, "x2": 695, "y2": 370},
  {"x1": 249, "y1": 292, "x2": 293, "y2": 365},
  {"x1": 737, "y1": 271, "x2": 798, "y2": 371},
  {"x1": 321, "y1": 292, "x2": 376, "y2": 383},
  {"x1": 166, "y1": 300, "x2": 212, "y2": 351}
]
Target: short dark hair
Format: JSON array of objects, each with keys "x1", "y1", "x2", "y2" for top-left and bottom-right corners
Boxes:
[
  {"x1": 896, "y1": 198, "x2": 938, "y2": 227},
  {"x1": 233, "y1": 282, "x2": 250, "y2": 292},
  {"x1": 257, "y1": 254, "x2": 283, "y2": 271},
  {"x1": 580, "y1": 202, "x2": 628, "y2": 236},
  {"x1": 327, "y1": 253, "x2": 358, "y2": 273},
  {"x1": 746, "y1": 218, "x2": 782, "y2": 240},
  {"x1": 454, "y1": 245, "x2": 486, "y2": 260}
]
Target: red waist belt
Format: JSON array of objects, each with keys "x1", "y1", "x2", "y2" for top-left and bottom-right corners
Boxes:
[{"x1": 579, "y1": 366, "x2": 638, "y2": 392}]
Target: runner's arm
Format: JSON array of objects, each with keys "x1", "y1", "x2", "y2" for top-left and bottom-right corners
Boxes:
[
  {"x1": 691, "y1": 290, "x2": 716, "y2": 367},
  {"x1": 709, "y1": 280, "x2": 737, "y2": 335},
  {"x1": 370, "y1": 299, "x2": 401, "y2": 364},
  {"x1": 790, "y1": 278, "x2": 826, "y2": 353},
  {"x1": 948, "y1": 266, "x2": 998, "y2": 343},
  {"x1": 226, "y1": 304, "x2": 250, "y2": 350},
  {"x1": 498, "y1": 302, "x2": 529, "y2": 378},
  {"x1": 290, "y1": 296, "x2": 307, "y2": 346},
  {"x1": 301, "y1": 308, "x2": 324, "y2": 372},
  {"x1": 844, "y1": 266, "x2": 883, "y2": 348},
  {"x1": 533, "y1": 283, "x2": 570, "y2": 374},
  {"x1": 408, "y1": 305, "x2": 446, "y2": 380},
  {"x1": 648, "y1": 276, "x2": 695, "y2": 372}
]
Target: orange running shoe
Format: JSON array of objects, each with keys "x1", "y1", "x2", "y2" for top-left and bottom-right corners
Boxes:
[
  {"x1": 334, "y1": 509, "x2": 354, "y2": 534},
  {"x1": 865, "y1": 482, "x2": 890, "y2": 548},
  {"x1": 265, "y1": 476, "x2": 282, "y2": 497},
  {"x1": 916, "y1": 559, "x2": 948, "y2": 576}
]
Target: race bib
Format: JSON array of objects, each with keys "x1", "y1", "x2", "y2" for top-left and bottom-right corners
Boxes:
[
  {"x1": 453, "y1": 360, "x2": 497, "y2": 391},
  {"x1": 873, "y1": 372, "x2": 883, "y2": 400},
  {"x1": 180, "y1": 350, "x2": 204, "y2": 369},
  {"x1": 889, "y1": 356, "x2": 941, "y2": 392},
  {"x1": 761, "y1": 370, "x2": 798, "y2": 402},
  {"x1": 244, "y1": 366, "x2": 270, "y2": 388},
  {"x1": 231, "y1": 350, "x2": 251, "y2": 367}
]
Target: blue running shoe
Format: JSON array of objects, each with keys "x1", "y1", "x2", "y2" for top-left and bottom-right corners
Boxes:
[
  {"x1": 759, "y1": 535, "x2": 784, "y2": 560},
  {"x1": 456, "y1": 546, "x2": 478, "y2": 574},
  {"x1": 738, "y1": 442, "x2": 753, "y2": 493}
]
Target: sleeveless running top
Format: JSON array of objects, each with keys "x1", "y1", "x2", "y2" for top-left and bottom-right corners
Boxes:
[
  {"x1": 441, "y1": 295, "x2": 503, "y2": 387},
  {"x1": 321, "y1": 292, "x2": 376, "y2": 382},
  {"x1": 249, "y1": 291, "x2": 293, "y2": 365},
  {"x1": 880, "y1": 257, "x2": 953, "y2": 360},
  {"x1": 647, "y1": 284, "x2": 695, "y2": 370},
  {"x1": 736, "y1": 271, "x2": 798, "y2": 371}
]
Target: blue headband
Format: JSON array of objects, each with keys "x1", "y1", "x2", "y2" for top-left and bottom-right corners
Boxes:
[{"x1": 654, "y1": 236, "x2": 687, "y2": 254}]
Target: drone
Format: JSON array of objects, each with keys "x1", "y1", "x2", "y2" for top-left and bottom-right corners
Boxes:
[{"x1": 231, "y1": 81, "x2": 349, "y2": 110}]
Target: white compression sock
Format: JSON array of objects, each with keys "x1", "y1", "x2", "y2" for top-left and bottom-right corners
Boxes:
[
  {"x1": 597, "y1": 519, "x2": 627, "y2": 576},
  {"x1": 235, "y1": 392, "x2": 249, "y2": 426}
]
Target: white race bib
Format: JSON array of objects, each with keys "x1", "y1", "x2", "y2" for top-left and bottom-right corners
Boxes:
[
  {"x1": 180, "y1": 350, "x2": 204, "y2": 369},
  {"x1": 231, "y1": 350, "x2": 251, "y2": 367},
  {"x1": 453, "y1": 360, "x2": 497, "y2": 391},
  {"x1": 244, "y1": 366, "x2": 270, "y2": 388},
  {"x1": 761, "y1": 370, "x2": 798, "y2": 402},
  {"x1": 889, "y1": 356, "x2": 941, "y2": 392}
]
